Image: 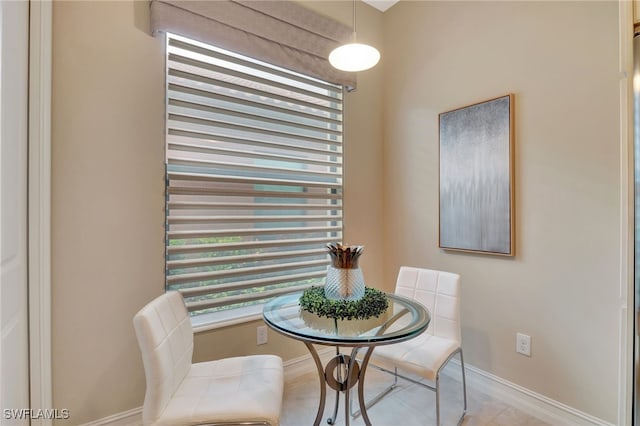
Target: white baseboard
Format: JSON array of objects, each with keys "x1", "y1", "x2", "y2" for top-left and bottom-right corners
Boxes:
[
  {"x1": 80, "y1": 351, "x2": 614, "y2": 426},
  {"x1": 78, "y1": 407, "x2": 142, "y2": 426},
  {"x1": 444, "y1": 359, "x2": 614, "y2": 426},
  {"x1": 283, "y1": 346, "x2": 334, "y2": 383}
]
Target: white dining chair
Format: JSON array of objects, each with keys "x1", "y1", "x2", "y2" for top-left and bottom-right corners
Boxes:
[
  {"x1": 133, "y1": 291, "x2": 284, "y2": 426},
  {"x1": 363, "y1": 266, "x2": 467, "y2": 426}
]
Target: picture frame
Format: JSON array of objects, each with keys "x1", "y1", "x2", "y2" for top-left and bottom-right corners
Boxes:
[{"x1": 438, "y1": 94, "x2": 515, "y2": 256}]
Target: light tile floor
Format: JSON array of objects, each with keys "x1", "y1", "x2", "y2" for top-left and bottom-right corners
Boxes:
[{"x1": 281, "y1": 362, "x2": 550, "y2": 426}]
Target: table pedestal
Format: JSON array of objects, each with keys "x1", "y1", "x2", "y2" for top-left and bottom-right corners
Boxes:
[{"x1": 304, "y1": 342, "x2": 376, "y2": 426}]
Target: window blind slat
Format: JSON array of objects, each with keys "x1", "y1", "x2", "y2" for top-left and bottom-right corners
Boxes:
[
  {"x1": 168, "y1": 225, "x2": 343, "y2": 240},
  {"x1": 168, "y1": 201, "x2": 342, "y2": 211},
  {"x1": 166, "y1": 34, "x2": 343, "y2": 317},
  {"x1": 181, "y1": 283, "x2": 317, "y2": 312},
  {"x1": 167, "y1": 247, "x2": 327, "y2": 270},
  {"x1": 168, "y1": 37, "x2": 343, "y2": 95},
  {"x1": 168, "y1": 52, "x2": 341, "y2": 103},
  {"x1": 168, "y1": 69, "x2": 342, "y2": 115},
  {"x1": 169, "y1": 83, "x2": 343, "y2": 126},
  {"x1": 167, "y1": 236, "x2": 341, "y2": 255},
  {"x1": 167, "y1": 186, "x2": 342, "y2": 200},
  {"x1": 168, "y1": 215, "x2": 342, "y2": 224},
  {"x1": 169, "y1": 99, "x2": 342, "y2": 137},
  {"x1": 168, "y1": 129, "x2": 341, "y2": 156},
  {"x1": 168, "y1": 136, "x2": 342, "y2": 157},
  {"x1": 168, "y1": 171, "x2": 342, "y2": 190},
  {"x1": 167, "y1": 157, "x2": 342, "y2": 179},
  {"x1": 178, "y1": 273, "x2": 323, "y2": 298},
  {"x1": 167, "y1": 259, "x2": 329, "y2": 285},
  {"x1": 168, "y1": 142, "x2": 342, "y2": 168},
  {"x1": 168, "y1": 113, "x2": 341, "y2": 147}
]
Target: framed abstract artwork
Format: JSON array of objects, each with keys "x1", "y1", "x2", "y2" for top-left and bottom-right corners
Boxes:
[{"x1": 438, "y1": 94, "x2": 515, "y2": 256}]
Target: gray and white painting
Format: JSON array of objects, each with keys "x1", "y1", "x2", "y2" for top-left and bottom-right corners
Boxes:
[{"x1": 439, "y1": 95, "x2": 512, "y2": 255}]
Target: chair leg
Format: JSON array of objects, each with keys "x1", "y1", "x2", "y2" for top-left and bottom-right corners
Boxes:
[
  {"x1": 355, "y1": 348, "x2": 467, "y2": 425},
  {"x1": 436, "y1": 371, "x2": 442, "y2": 426},
  {"x1": 435, "y1": 347, "x2": 467, "y2": 426},
  {"x1": 459, "y1": 349, "x2": 468, "y2": 424}
]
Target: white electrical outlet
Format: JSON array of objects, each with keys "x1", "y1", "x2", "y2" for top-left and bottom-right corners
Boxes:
[
  {"x1": 257, "y1": 325, "x2": 268, "y2": 345},
  {"x1": 516, "y1": 332, "x2": 531, "y2": 357}
]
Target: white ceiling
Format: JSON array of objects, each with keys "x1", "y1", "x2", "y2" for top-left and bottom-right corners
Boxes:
[{"x1": 363, "y1": 0, "x2": 399, "y2": 12}]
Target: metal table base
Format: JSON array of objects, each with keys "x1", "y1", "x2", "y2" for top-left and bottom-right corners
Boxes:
[{"x1": 305, "y1": 342, "x2": 376, "y2": 426}]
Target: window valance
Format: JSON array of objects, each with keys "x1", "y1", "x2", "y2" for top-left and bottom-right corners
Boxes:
[{"x1": 150, "y1": 0, "x2": 357, "y2": 89}]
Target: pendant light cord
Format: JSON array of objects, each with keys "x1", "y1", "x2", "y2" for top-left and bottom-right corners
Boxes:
[{"x1": 352, "y1": 0, "x2": 357, "y2": 40}]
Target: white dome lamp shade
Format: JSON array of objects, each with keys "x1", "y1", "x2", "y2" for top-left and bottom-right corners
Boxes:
[
  {"x1": 329, "y1": 43, "x2": 380, "y2": 72},
  {"x1": 329, "y1": 0, "x2": 380, "y2": 72}
]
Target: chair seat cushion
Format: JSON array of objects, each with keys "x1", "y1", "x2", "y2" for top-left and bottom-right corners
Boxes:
[
  {"x1": 155, "y1": 354, "x2": 284, "y2": 426},
  {"x1": 372, "y1": 333, "x2": 459, "y2": 382}
]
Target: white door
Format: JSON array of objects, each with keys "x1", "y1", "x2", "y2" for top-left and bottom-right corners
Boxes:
[{"x1": 0, "y1": 0, "x2": 30, "y2": 424}]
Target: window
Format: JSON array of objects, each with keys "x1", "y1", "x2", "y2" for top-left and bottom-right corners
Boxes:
[{"x1": 165, "y1": 34, "x2": 343, "y2": 323}]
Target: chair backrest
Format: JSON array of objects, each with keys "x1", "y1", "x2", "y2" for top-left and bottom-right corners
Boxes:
[
  {"x1": 133, "y1": 291, "x2": 194, "y2": 424},
  {"x1": 394, "y1": 266, "x2": 461, "y2": 343}
]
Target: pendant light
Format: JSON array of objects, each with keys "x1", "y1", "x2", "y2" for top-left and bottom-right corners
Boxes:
[{"x1": 329, "y1": 0, "x2": 380, "y2": 72}]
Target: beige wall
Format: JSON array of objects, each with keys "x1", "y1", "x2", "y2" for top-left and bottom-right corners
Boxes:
[
  {"x1": 51, "y1": 0, "x2": 622, "y2": 423},
  {"x1": 52, "y1": 1, "x2": 165, "y2": 422},
  {"x1": 382, "y1": 1, "x2": 620, "y2": 422},
  {"x1": 51, "y1": 1, "x2": 384, "y2": 423}
]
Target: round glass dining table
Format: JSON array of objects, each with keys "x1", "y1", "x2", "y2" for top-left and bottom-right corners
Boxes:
[{"x1": 263, "y1": 291, "x2": 430, "y2": 426}]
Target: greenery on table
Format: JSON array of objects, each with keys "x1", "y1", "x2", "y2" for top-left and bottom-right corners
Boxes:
[{"x1": 299, "y1": 286, "x2": 389, "y2": 321}]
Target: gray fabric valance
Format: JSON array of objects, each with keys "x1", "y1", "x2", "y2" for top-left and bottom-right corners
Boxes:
[{"x1": 150, "y1": 0, "x2": 356, "y2": 89}]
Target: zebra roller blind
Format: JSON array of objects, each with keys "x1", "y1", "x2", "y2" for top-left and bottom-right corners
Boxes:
[{"x1": 165, "y1": 34, "x2": 343, "y2": 316}]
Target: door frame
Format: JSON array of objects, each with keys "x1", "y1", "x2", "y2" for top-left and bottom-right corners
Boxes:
[
  {"x1": 619, "y1": 1, "x2": 634, "y2": 425},
  {"x1": 28, "y1": 0, "x2": 52, "y2": 422}
]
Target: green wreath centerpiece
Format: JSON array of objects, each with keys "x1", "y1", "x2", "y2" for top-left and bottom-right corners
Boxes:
[{"x1": 299, "y1": 286, "x2": 389, "y2": 321}]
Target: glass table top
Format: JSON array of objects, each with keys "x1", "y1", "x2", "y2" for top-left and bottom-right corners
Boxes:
[{"x1": 263, "y1": 291, "x2": 431, "y2": 346}]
